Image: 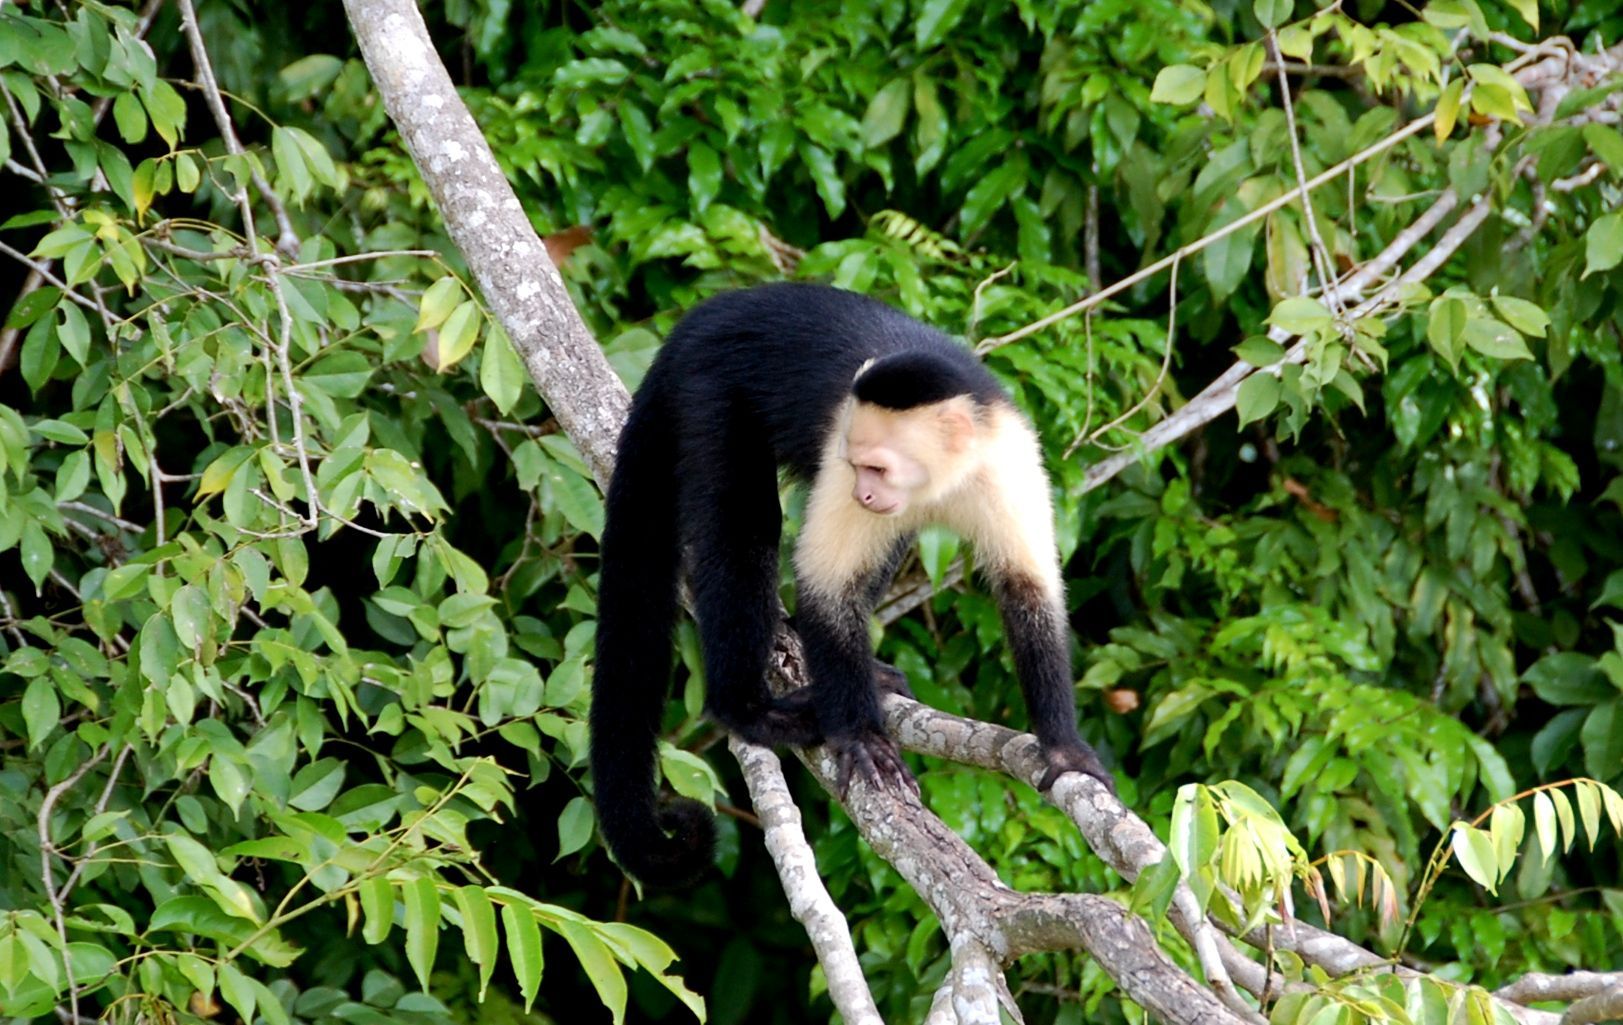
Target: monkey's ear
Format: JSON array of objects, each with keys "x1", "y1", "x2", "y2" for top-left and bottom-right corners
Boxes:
[{"x1": 935, "y1": 398, "x2": 977, "y2": 454}]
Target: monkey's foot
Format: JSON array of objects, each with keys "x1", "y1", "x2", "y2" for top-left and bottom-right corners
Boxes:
[
  {"x1": 873, "y1": 659, "x2": 915, "y2": 699},
  {"x1": 829, "y1": 731, "x2": 918, "y2": 799},
  {"x1": 1038, "y1": 742, "x2": 1116, "y2": 794}
]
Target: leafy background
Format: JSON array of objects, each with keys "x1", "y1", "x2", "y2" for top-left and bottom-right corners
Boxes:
[{"x1": 2, "y1": 0, "x2": 1622, "y2": 1023}]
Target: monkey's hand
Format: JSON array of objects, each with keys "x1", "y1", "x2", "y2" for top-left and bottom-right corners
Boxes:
[
  {"x1": 829, "y1": 730, "x2": 918, "y2": 799},
  {"x1": 1038, "y1": 742, "x2": 1116, "y2": 794}
]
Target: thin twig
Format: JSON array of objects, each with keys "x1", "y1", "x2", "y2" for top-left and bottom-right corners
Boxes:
[
  {"x1": 1270, "y1": 30, "x2": 1345, "y2": 318},
  {"x1": 175, "y1": 0, "x2": 300, "y2": 255},
  {"x1": 1084, "y1": 254, "x2": 1180, "y2": 445},
  {"x1": 0, "y1": 241, "x2": 104, "y2": 314},
  {"x1": 975, "y1": 112, "x2": 1438, "y2": 354},
  {"x1": 39, "y1": 747, "x2": 110, "y2": 1024}
]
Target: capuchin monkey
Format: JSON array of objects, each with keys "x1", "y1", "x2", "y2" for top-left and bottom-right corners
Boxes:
[{"x1": 589, "y1": 283, "x2": 1113, "y2": 887}]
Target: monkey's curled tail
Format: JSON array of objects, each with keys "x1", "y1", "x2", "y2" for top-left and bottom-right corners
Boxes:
[{"x1": 589, "y1": 387, "x2": 715, "y2": 887}]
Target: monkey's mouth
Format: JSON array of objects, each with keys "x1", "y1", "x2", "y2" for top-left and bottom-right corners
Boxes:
[{"x1": 863, "y1": 501, "x2": 902, "y2": 516}]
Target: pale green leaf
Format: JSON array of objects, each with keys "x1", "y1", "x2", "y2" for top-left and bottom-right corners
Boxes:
[
  {"x1": 1151, "y1": 65, "x2": 1206, "y2": 106},
  {"x1": 435, "y1": 300, "x2": 482, "y2": 372},
  {"x1": 359, "y1": 877, "x2": 394, "y2": 944},
  {"x1": 1450, "y1": 825, "x2": 1499, "y2": 893},
  {"x1": 401, "y1": 876, "x2": 441, "y2": 991},
  {"x1": 416, "y1": 277, "x2": 463, "y2": 333},
  {"x1": 502, "y1": 902, "x2": 544, "y2": 1010},
  {"x1": 1235, "y1": 373, "x2": 1281, "y2": 426},
  {"x1": 453, "y1": 886, "x2": 499, "y2": 998}
]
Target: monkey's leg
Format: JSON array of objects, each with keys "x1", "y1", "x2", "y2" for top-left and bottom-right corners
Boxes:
[
  {"x1": 787, "y1": 534, "x2": 916, "y2": 703},
  {"x1": 988, "y1": 570, "x2": 1116, "y2": 793},
  {"x1": 681, "y1": 418, "x2": 822, "y2": 748},
  {"x1": 796, "y1": 542, "x2": 918, "y2": 796}
]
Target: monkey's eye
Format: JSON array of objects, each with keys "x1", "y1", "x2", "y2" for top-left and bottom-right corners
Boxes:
[{"x1": 858, "y1": 464, "x2": 887, "y2": 477}]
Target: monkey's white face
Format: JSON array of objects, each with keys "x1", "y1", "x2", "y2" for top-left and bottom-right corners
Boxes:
[{"x1": 843, "y1": 398, "x2": 978, "y2": 517}]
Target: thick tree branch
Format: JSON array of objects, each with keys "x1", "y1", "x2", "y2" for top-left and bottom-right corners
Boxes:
[{"x1": 343, "y1": 0, "x2": 629, "y2": 487}]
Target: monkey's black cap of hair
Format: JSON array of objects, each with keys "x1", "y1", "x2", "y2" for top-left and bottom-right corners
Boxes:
[{"x1": 852, "y1": 351, "x2": 999, "y2": 410}]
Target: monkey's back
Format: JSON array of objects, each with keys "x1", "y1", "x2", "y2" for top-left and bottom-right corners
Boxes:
[{"x1": 641, "y1": 283, "x2": 1002, "y2": 480}]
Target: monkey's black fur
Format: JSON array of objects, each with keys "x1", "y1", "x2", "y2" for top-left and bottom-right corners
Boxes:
[{"x1": 589, "y1": 284, "x2": 1097, "y2": 888}]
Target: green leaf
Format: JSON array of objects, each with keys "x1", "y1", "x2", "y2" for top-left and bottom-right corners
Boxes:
[
  {"x1": 416, "y1": 276, "x2": 463, "y2": 333},
  {"x1": 1267, "y1": 296, "x2": 1333, "y2": 335},
  {"x1": 862, "y1": 78, "x2": 912, "y2": 148},
  {"x1": 304, "y1": 350, "x2": 373, "y2": 398},
  {"x1": 1168, "y1": 784, "x2": 1219, "y2": 874},
  {"x1": 1426, "y1": 298, "x2": 1466, "y2": 370},
  {"x1": 1574, "y1": 780, "x2": 1602, "y2": 850},
  {"x1": 196, "y1": 446, "x2": 255, "y2": 500},
  {"x1": 1435, "y1": 78, "x2": 1464, "y2": 142},
  {"x1": 1584, "y1": 212, "x2": 1623, "y2": 277},
  {"x1": 1593, "y1": 569, "x2": 1623, "y2": 611},
  {"x1": 1533, "y1": 791, "x2": 1557, "y2": 863},
  {"x1": 22, "y1": 677, "x2": 59, "y2": 750},
  {"x1": 539, "y1": 456, "x2": 605, "y2": 539},
  {"x1": 1489, "y1": 295, "x2": 1549, "y2": 337},
  {"x1": 1276, "y1": 25, "x2": 1313, "y2": 61},
  {"x1": 479, "y1": 325, "x2": 525, "y2": 415},
  {"x1": 175, "y1": 152, "x2": 201, "y2": 193},
  {"x1": 401, "y1": 876, "x2": 441, "y2": 990},
  {"x1": 912, "y1": 73, "x2": 947, "y2": 174},
  {"x1": 271, "y1": 125, "x2": 312, "y2": 202},
  {"x1": 165, "y1": 833, "x2": 222, "y2": 885},
  {"x1": 289, "y1": 127, "x2": 339, "y2": 188},
  {"x1": 797, "y1": 142, "x2": 845, "y2": 219},
  {"x1": 502, "y1": 902, "x2": 544, "y2": 1010},
  {"x1": 959, "y1": 154, "x2": 1027, "y2": 237},
  {"x1": 1254, "y1": 0, "x2": 1292, "y2": 29},
  {"x1": 1523, "y1": 653, "x2": 1610, "y2": 706},
  {"x1": 435, "y1": 300, "x2": 482, "y2": 372},
  {"x1": 279, "y1": 54, "x2": 344, "y2": 101},
  {"x1": 915, "y1": 0, "x2": 972, "y2": 48},
  {"x1": 556, "y1": 796, "x2": 594, "y2": 861},
  {"x1": 359, "y1": 877, "x2": 394, "y2": 944},
  {"x1": 57, "y1": 303, "x2": 90, "y2": 365},
  {"x1": 171, "y1": 584, "x2": 211, "y2": 650},
  {"x1": 20, "y1": 318, "x2": 59, "y2": 394},
  {"x1": 15, "y1": 515, "x2": 52, "y2": 591},
  {"x1": 5, "y1": 285, "x2": 61, "y2": 330},
  {"x1": 555, "y1": 919, "x2": 627, "y2": 1024},
  {"x1": 1451, "y1": 825, "x2": 1499, "y2": 893},
  {"x1": 1504, "y1": 0, "x2": 1537, "y2": 30},
  {"x1": 1461, "y1": 318, "x2": 1533, "y2": 360},
  {"x1": 1581, "y1": 701, "x2": 1623, "y2": 782},
  {"x1": 218, "y1": 962, "x2": 256, "y2": 1025},
  {"x1": 142, "y1": 80, "x2": 187, "y2": 147},
  {"x1": 1235, "y1": 373, "x2": 1281, "y2": 426},
  {"x1": 1151, "y1": 65, "x2": 1206, "y2": 105},
  {"x1": 1581, "y1": 123, "x2": 1623, "y2": 178},
  {"x1": 210, "y1": 756, "x2": 249, "y2": 815},
  {"x1": 112, "y1": 90, "x2": 147, "y2": 144},
  {"x1": 288, "y1": 759, "x2": 345, "y2": 811},
  {"x1": 1232, "y1": 336, "x2": 1285, "y2": 367},
  {"x1": 453, "y1": 886, "x2": 499, "y2": 998},
  {"x1": 687, "y1": 142, "x2": 721, "y2": 214}
]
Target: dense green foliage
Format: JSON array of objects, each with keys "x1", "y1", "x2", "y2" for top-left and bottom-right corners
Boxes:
[{"x1": 1, "y1": 0, "x2": 1621, "y2": 1023}]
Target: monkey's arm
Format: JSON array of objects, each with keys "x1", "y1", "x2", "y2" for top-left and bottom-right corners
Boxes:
[
  {"x1": 794, "y1": 471, "x2": 916, "y2": 793},
  {"x1": 985, "y1": 567, "x2": 1114, "y2": 791},
  {"x1": 958, "y1": 410, "x2": 1116, "y2": 792},
  {"x1": 796, "y1": 584, "x2": 914, "y2": 794}
]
